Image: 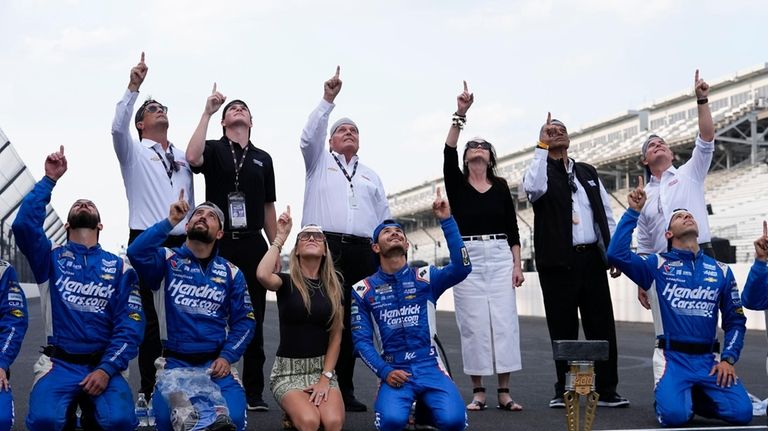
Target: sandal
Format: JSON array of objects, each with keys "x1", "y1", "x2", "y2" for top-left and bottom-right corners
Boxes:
[
  {"x1": 496, "y1": 388, "x2": 523, "y2": 411},
  {"x1": 466, "y1": 387, "x2": 487, "y2": 411}
]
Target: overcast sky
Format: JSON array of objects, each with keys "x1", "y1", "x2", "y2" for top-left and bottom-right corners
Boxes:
[{"x1": 1, "y1": 0, "x2": 765, "y2": 252}]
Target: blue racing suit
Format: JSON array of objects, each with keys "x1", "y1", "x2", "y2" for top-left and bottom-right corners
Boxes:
[
  {"x1": 742, "y1": 259, "x2": 768, "y2": 310},
  {"x1": 127, "y1": 219, "x2": 256, "y2": 431},
  {"x1": 12, "y1": 177, "x2": 144, "y2": 431},
  {"x1": 351, "y1": 216, "x2": 471, "y2": 431},
  {"x1": 607, "y1": 208, "x2": 751, "y2": 426},
  {"x1": 0, "y1": 261, "x2": 28, "y2": 431}
]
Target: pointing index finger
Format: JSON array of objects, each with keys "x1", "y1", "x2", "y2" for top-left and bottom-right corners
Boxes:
[
  {"x1": 436, "y1": 186, "x2": 442, "y2": 200},
  {"x1": 179, "y1": 189, "x2": 185, "y2": 201},
  {"x1": 695, "y1": 69, "x2": 700, "y2": 84},
  {"x1": 763, "y1": 220, "x2": 767, "y2": 238},
  {"x1": 59, "y1": 145, "x2": 64, "y2": 155},
  {"x1": 334, "y1": 65, "x2": 340, "y2": 78},
  {"x1": 140, "y1": 51, "x2": 145, "y2": 63},
  {"x1": 637, "y1": 175, "x2": 645, "y2": 188},
  {"x1": 286, "y1": 205, "x2": 291, "y2": 215},
  {"x1": 212, "y1": 82, "x2": 217, "y2": 94},
  {"x1": 546, "y1": 112, "x2": 551, "y2": 125},
  {"x1": 463, "y1": 80, "x2": 468, "y2": 92}
]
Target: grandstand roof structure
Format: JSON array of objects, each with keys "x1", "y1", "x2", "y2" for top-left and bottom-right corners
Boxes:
[
  {"x1": 389, "y1": 63, "x2": 768, "y2": 264},
  {"x1": 0, "y1": 127, "x2": 66, "y2": 279}
]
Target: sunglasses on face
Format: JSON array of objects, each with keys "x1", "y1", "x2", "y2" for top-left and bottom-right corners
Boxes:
[
  {"x1": 144, "y1": 104, "x2": 169, "y2": 114},
  {"x1": 298, "y1": 231, "x2": 326, "y2": 242},
  {"x1": 467, "y1": 141, "x2": 492, "y2": 150}
]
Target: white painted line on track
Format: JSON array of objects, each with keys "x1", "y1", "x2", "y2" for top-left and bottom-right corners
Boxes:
[{"x1": 599, "y1": 426, "x2": 766, "y2": 431}]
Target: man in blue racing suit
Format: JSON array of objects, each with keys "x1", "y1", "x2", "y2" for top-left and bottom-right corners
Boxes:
[
  {"x1": 607, "y1": 180, "x2": 751, "y2": 427},
  {"x1": 0, "y1": 261, "x2": 29, "y2": 431},
  {"x1": 351, "y1": 188, "x2": 471, "y2": 431},
  {"x1": 127, "y1": 193, "x2": 256, "y2": 431},
  {"x1": 12, "y1": 146, "x2": 145, "y2": 431},
  {"x1": 741, "y1": 221, "x2": 768, "y2": 311}
]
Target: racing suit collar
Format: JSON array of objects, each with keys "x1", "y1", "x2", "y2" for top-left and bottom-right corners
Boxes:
[
  {"x1": 375, "y1": 263, "x2": 410, "y2": 280},
  {"x1": 176, "y1": 242, "x2": 220, "y2": 268},
  {"x1": 65, "y1": 241, "x2": 102, "y2": 254}
]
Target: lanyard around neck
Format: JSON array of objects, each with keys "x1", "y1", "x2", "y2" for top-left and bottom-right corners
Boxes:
[
  {"x1": 151, "y1": 146, "x2": 175, "y2": 185},
  {"x1": 229, "y1": 140, "x2": 249, "y2": 190},
  {"x1": 331, "y1": 152, "x2": 358, "y2": 191}
]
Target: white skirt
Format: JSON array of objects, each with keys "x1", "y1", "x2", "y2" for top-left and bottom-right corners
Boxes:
[{"x1": 453, "y1": 238, "x2": 521, "y2": 376}]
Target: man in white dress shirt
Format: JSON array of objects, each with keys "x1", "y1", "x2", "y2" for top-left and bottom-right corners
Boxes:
[
  {"x1": 636, "y1": 70, "x2": 715, "y2": 309},
  {"x1": 111, "y1": 52, "x2": 194, "y2": 399},
  {"x1": 300, "y1": 66, "x2": 390, "y2": 412}
]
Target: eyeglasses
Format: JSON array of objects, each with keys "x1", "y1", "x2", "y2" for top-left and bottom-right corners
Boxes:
[
  {"x1": 144, "y1": 104, "x2": 168, "y2": 114},
  {"x1": 467, "y1": 141, "x2": 492, "y2": 150},
  {"x1": 298, "y1": 231, "x2": 326, "y2": 242}
]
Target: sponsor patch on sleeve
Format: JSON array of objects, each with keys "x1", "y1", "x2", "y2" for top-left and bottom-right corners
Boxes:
[
  {"x1": 128, "y1": 312, "x2": 142, "y2": 322},
  {"x1": 10, "y1": 309, "x2": 24, "y2": 318}
]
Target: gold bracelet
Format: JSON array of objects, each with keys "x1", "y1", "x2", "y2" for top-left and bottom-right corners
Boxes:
[{"x1": 536, "y1": 141, "x2": 549, "y2": 150}]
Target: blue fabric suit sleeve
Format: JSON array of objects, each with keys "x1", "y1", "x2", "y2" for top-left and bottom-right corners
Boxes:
[
  {"x1": 11, "y1": 177, "x2": 55, "y2": 284},
  {"x1": 720, "y1": 267, "x2": 746, "y2": 362},
  {"x1": 126, "y1": 218, "x2": 174, "y2": 289},
  {"x1": 351, "y1": 286, "x2": 394, "y2": 380},
  {"x1": 741, "y1": 260, "x2": 768, "y2": 310},
  {"x1": 98, "y1": 263, "x2": 145, "y2": 377},
  {"x1": 220, "y1": 267, "x2": 256, "y2": 364},
  {"x1": 0, "y1": 264, "x2": 28, "y2": 371},
  {"x1": 607, "y1": 209, "x2": 655, "y2": 290},
  {"x1": 428, "y1": 216, "x2": 471, "y2": 300}
]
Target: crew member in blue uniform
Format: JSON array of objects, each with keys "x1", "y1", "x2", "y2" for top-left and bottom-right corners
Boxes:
[
  {"x1": 351, "y1": 188, "x2": 471, "y2": 431},
  {"x1": 0, "y1": 261, "x2": 28, "y2": 431},
  {"x1": 607, "y1": 179, "x2": 751, "y2": 427},
  {"x1": 127, "y1": 194, "x2": 256, "y2": 431},
  {"x1": 13, "y1": 146, "x2": 144, "y2": 431}
]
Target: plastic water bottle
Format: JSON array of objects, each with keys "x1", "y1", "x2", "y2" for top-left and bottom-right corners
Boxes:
[
  {"x1": 147, "y1": 402, "x2": 156, "y2": 427},
  {"x1": 135, "y1": 393, "x2": 150, "y2": 427}
]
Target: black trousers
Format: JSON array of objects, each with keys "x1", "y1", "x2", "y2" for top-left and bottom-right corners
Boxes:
[
  {"x1": 218, "y1": 234, "x2": 268, "y2": 401},
  {"x1": 538, "y1": 247, "x2": 619, "y2": 396},
  {"x1": 325, "y1": 235, "x2": 378, "y2": 398},
  {"x1": 128, "y1": 229, "x2": 186, "y2": 398}
]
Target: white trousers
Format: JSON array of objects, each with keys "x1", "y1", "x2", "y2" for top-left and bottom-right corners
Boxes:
[{"x1": 453, "y1": 239, "x2": 521, "y2": 376}]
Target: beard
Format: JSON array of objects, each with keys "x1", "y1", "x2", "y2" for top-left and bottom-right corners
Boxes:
[
  {"x1": 379, "y1": 243, "x2": 407, "y2": 258},
  {"x1": 67, "y1": 211, "x2": 99, "y2": 230},
  {"x1": 187, "y1": 225, "x2": 216, "y2": 244}
]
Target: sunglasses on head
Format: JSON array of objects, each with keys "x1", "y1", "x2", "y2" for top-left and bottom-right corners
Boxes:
[
  {"x1": 298, "y1": 231, "x2": 325, "y2": 242},
  {"x1": 467, "y1": 141, "x2": 492, "y2": 150}
]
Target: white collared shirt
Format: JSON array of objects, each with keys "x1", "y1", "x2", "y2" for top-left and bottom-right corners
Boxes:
[
  {"x1": 637, "y1": 135, "x2": 714, "y2": 254},
  {"x1": 111, "y1": 89, "x2": 194, "y2": 235},
  {"x1": 300, "y1": 100, "x2": 391, "y2": 238},
  {"x1": 523, "y1": 148, "x2": 616, "y2": 245}
]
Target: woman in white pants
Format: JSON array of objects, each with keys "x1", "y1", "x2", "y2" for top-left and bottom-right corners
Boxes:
[{"x1": 442, "y1": 82, "x2": 525, "y2": 412}]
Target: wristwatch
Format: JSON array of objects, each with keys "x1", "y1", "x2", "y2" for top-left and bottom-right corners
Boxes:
[
  {"x1": 321, "y1": 370, "x2": 335, "y2": 379},
  {"x1": 722, "y1": 356, "x2": 736, "y2": 366}
]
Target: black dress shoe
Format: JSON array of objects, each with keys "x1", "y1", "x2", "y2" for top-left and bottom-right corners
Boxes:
[
  {"x1": 343, "y1": 396, "x2": 368, "y2": 412},
  {"x1": 205, "y1": 415, "x2": 236, "y2": 431}
]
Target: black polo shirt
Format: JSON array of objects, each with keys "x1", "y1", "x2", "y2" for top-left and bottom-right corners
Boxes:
[{"x1": 192, "y1": 136, "x2": 276, "y2": 231}]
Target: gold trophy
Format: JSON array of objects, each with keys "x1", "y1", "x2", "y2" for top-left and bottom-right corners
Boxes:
[{"x1": 552, "y1": 340, "x2": 608, "y2": 431}]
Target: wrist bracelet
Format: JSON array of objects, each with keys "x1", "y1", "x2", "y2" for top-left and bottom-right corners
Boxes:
[
  {"x1": 452, "y1": 113, "x2": 467, "y2": 130},
  {"x1": 536, "y1": 141, "x2": 549, "y2": 150},
  {"x1": 696, "y1": 98, "x2": 708, "y2": 105}
]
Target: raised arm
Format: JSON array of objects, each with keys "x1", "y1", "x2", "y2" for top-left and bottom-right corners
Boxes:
[
  {"x1": 742, "y1": 221, "x2": 768, "y2": 310},
  {"x1": 12, "y1": 146, "x2": 67, "y2": 282},
  {"x1": 257, "y1": 206, "x2": 292, "y2": 291},
  {"x1": 445, "y1": 81, "x2": 473, "y2": 149},
  {"x1": 523, "y1": 113, "x2": 556, "y2": 202},
  {"x1": 187, "y1": 83, "x2": 226, "y2": 167},
  {"x1": 111, "y1": 52, "x2": 147, "y2": 163},
  {"x1": 300, "y1": 67, "x2": 341, "y2": 173},
  {"x1": 428, "y1": 188, "x2": 471, "y2": 297},
  {"x1": 606, "y1": 178, "x2": 655, "y2": 288},
  {"x1": 694, "y1": 69, "x2": 714, "y2": 142},
  {"x1": 127, "y1": 191, "x2": 189, "y2": 288}
]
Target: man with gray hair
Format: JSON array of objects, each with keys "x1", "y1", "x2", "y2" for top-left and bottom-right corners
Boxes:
[
  {"x1": 300, "y1": 66, "x2": 391, "y2": 412},
  {"x1": 636, "y1": 70, "x2": 715, "y2": 309}
]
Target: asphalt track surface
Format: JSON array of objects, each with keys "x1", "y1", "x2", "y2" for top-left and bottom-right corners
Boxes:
[{"x1": 8, "y1": 297, "x2": 768, "y2": 430}]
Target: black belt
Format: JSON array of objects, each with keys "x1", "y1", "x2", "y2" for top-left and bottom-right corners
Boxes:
[
  {"x1": 222, "y1": 230, "x2": 260, "y2": 240},
  {"x1": 461, "y1": 234, "x2": 507, "y2": 241},
  {"x1": 163, "y1": 349, "x2": 221, "y2": 365},
  {"x1": 573, "y1": 243, "x2": 598, "y2": 253},
  {"x1": 655, "y1": 337, "x2": 720, "y2": 354},
  {"x1": 324, "y1": 231, "x2": 371, "y2": 245},
  {"x1": 42, "y1": 345, "x2": 104, "y2": 367}
]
